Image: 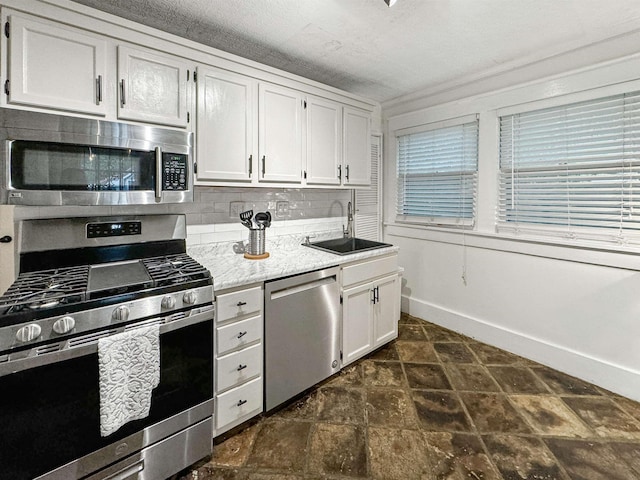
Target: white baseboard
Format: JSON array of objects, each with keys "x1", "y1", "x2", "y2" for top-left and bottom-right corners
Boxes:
[{"x1": 403, "y1": 295, "x2": 640, "y2": 402}]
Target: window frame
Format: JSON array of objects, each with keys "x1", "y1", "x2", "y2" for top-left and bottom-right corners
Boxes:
[
  {"x1": 395, "y1": 114, "x2": 479, "y2": 228},
  {"x1": 497, "y1": 90, "x2": 640, "y2": 247}
]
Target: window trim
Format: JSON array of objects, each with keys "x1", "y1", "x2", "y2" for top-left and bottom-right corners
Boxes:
[
  {"x1": 395, "y1": 114, "x2": 479, "y2": 228},
  {"x1": 497, "y1": 89, "x2": 640, "y2": 247}
]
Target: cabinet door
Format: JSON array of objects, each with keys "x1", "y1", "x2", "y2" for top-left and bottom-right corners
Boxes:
[
  {"x1": 258, "y1": 83, "x2": 303, "y2": 183},
  {"x1": 373, "y1": 274, "x2": 400, "y2": 347},
  {"x1": 343, "y1": 107, "x2": 371, "y2": 186},
  {"x1": 305, "y1": 96, "x2": 341, "y2": 185},
  {"x1": 7, "y1": 14, "x2": 107, "y2": 116},
  {"x1": 197, "y1": 67, "x2": 255, "y2": 181},
  {"x1": 117, "y1": 45, "x2": 189, "y2": 127},
  {"x1": 342, "y1": 282, "x2": 374, "y2": 366},
  {"x1": 0, "y1": 206, "x2": 15, "y2": 295}
]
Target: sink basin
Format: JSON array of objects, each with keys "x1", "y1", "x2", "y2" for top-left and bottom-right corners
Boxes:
[{"x1": 304, "y1": 237, "x2": 392, "y2": 255}]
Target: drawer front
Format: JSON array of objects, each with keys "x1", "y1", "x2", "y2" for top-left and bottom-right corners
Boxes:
[
  {"x1": 216, "y1": 286, "x2": 262, "y2": 323},
  {"x1": 216, "y1": 343, "x2": 262, "y2": 392},
  {"x1": 342, "y1": 254, "x2": 398, "y2": 288},
  {"x1": 217, "y1": 314, "x2": 262, "y2": 356},
  {"x1": 216, "y1": 376, "x2": 262, "y2": 430}
]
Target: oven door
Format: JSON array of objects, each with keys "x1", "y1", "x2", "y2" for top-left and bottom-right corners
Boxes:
[{"x1": 0, "y1": 311, "x2": 213, "y2": 480}]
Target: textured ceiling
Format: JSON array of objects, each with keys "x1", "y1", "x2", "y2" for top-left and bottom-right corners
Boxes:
[{"x1": 68, "y1": 0, "x2": 640, "y2": 103}]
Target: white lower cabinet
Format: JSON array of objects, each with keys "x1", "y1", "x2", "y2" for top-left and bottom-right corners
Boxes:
[
  {"x1": 214, "y1": 285, "x2": 263, "y2": 435},
  {"x1": 341, "y1": 254, "x2": 400, "y2": 366}
]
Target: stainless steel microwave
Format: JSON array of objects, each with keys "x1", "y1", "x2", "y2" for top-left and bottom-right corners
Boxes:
[{"x1": 0, "y1": 109, "x2": 193, "y2": 205}]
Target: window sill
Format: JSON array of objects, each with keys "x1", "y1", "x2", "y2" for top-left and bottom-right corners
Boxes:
[{"x1": 384, "y1": 222, "x2": 640, "y2": 271}]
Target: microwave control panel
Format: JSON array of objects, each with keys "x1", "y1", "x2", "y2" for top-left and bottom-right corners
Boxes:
[{"x1": 162, "y1": 153, "x2": 188, "y2": 190}]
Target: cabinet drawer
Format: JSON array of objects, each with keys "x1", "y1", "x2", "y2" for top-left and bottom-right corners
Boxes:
[
  {"x1": 342, "y1": 255, "x2": 398, "y2": 288},
  {"x1": 216, "y1": 343, "x2": 262, "y2": 392},
  {"x1": 216, "y1": 286, "x2": 262, "y2": 323},
  {"x1": 217, "y1": 315, "x2": 262, "y2": 356},
  {"x1": 216, "y1": 376, "x2": 262, "y2": 430}
]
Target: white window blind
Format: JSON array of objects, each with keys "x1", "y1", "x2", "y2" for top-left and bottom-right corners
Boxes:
[
  {"x1": 355, "y1": 135, "x2": 381, "y2": 241},
  {"x1": 396, "y1": 117, "x2": 478, "y2": 226},
  {"x1": 499, "y1": 91, "x2": 640, "y2": 246}
]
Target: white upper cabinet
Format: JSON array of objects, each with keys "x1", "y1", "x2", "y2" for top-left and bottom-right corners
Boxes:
[
  {"x1": 258, "y1": 83, "x2": 303, "y2": 183},
  {"x1": 117, "y1": 45, "x2": 190, "y2": 127},
  {"x1": 305, "y1": 96, "x2": 342, "y2": 186},
  {"x1": 6, "y1": 13, "x2": 107, "y2": 116},
  {"x1": 343, "y1": 106, "x2": 372, "y2": 186},
  {"x1": 196, "y1": 66, "x2": 256, "y2": 182}
]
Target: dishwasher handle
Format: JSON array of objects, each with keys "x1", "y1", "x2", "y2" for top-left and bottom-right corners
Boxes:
[{"x1": 269, "y1": 276, "x2": 336, "y2": 300}]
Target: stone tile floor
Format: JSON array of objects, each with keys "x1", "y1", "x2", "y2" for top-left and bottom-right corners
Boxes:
[{"x1": 178, "y1": 313, "x2": 640, "y2": 480}]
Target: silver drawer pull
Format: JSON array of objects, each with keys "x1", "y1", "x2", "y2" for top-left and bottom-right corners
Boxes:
[
  {"x1": 237, "y1": 331, "x2": 248, "y2": 339},
  {"x1": 237, "y1": 364, "x2": 247, "y2": 371},
  {"x1": 236, "y1": 301, "x2": 247, "y2": 307},
  {"x1": 237, "y1": 399, "x2": 247, "y2": 407}
]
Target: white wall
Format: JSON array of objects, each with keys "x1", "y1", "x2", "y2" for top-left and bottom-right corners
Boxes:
[{"x1": 383, "y1": 35, "x2": 640, "y2": 401}]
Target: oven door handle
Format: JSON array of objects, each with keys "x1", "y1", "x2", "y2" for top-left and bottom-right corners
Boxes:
[
  {"x1": 0, "y1": 307, "x2": 213, "y2": 377},
  {"x1": 155, "y1": 146, "x2": 163, "y2": 201}
]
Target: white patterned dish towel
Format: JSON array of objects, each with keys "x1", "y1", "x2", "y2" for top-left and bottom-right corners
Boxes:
[{"x1": 98, "y1": 324, "x2": 160, "y2": 437}]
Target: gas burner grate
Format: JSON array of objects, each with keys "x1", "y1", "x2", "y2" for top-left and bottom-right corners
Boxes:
[
  {"x1": 0, "y1": 266, "x2": 89, "y2": 315},
  {"x1": 143, "y1": 254, "x2": 211, "y2": 287}
]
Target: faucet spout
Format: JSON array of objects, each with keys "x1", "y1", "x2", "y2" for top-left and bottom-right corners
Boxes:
[{"x1": 343, "y1": 201, "x2": 354, "y2": 238}]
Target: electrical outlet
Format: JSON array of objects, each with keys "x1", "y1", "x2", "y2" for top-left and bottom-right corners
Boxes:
[
  {"x1": 229, "y1": 201, "x2": 245, "y2": 219},
  {"x1": 276, "y1": 201, "x2": 290, "y2": 218}
]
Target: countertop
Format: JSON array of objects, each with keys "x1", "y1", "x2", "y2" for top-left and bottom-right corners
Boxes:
[{"x1": 188, "y1": 233, "x2": 399, "y2": 291}]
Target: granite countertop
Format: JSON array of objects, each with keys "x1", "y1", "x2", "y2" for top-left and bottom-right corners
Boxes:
[{"x1": 188, "y1": 233, "x2": 399, "y2": 291}]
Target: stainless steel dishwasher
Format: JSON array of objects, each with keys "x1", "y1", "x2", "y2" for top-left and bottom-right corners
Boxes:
[{"x1": 264, "y1": 266, "x2": 341, "y2": 411}]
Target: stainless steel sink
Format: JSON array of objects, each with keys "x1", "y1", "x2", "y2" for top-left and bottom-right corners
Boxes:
[{"x1": 304, "y1": 237, "x2": 392, "y2": 255}]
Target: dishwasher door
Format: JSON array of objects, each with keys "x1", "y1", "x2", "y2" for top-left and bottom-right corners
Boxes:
[{"x1": 264, "y1": 266, "x2": 341, "y2": 411}]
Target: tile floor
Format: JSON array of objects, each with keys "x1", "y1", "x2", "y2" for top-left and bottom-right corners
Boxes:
[{"x1": 178, "y1": 313, "x2": 640, "y2": 480}]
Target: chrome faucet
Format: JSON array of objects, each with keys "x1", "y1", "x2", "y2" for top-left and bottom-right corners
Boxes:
[{"x1": 343, "y1": 201, "x2": 354, "y2": 238}]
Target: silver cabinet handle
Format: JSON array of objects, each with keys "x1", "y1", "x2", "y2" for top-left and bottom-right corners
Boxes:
[
  {"x1": 248, "y1": 155, "x2": 253, "y2": 177},
  {"x1": 237, "y1": 364, "x2": 247, "y2": 371},
  {"x1": 338, "y1": 164, "x2": 342, "y2": 180},
  {"x1": 120, "y1": 79, "x2": 126, "y2": 106},
  {"x1": 345, "y1": 164, "x2": 350, "y2": 181},
  {"x1": 237, "y1": 331, "x2": 247, "y2": 339},
  {"x1": 96, "y1": 75, "x2": 102, "y2": 104},
  {"x1": 261, "y1": 155, "x2": 266, "y2": 176},
  {"x1": 237, "y1": 399, "x2": 247, "y2": 407}
]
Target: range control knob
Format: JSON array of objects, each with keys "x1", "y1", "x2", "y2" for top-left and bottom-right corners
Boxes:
[
  {"x1": 53, "y1": 316, "x2": 76, "y2": 335},
  {"x1": 15, "y1": 324, "x2": 42, "y2": 343},
  {"x1": 112, "y1": 305, "x2": 130, "y2": 322},
  {"x1": 161, "y1": 295, "x2": 176, "y2": 309},
  {"x1": 183, "y1": 291, "x2": 197, "y2": 305}
]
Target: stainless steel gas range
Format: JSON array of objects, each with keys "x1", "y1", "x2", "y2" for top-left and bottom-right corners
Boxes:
[{"x1": 0, "y1": 214, "x2": 214, "y2": 480}]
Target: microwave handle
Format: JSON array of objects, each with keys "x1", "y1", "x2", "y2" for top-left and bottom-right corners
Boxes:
[{"x1": 155, "y1": 147, "x2": 163, "y2": 201}]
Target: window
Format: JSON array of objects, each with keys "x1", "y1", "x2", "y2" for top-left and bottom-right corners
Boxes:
[
  {"x1": 396, "y1": 115, "x2": 478, "y2": 227},
  {"x1": 499, "y1": 91, "x2": 640, "y2": 245}
]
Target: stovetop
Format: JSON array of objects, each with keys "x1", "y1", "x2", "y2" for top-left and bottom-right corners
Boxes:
[{"x1": 0, "y1": 253, "x2": 211, "y2": 317}]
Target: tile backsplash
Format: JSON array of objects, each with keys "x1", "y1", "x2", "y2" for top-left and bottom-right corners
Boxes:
[{"x1": 12, "y1": 185, "x2": 352, "y2": 227}]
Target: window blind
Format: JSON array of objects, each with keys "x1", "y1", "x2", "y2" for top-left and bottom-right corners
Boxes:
[
  {"x1": 396, "y1": 118, "x2": 478, "y2": 226},
  {"x1": 498, "y1": 91, "x2": 640, "y2": 245},
  {"x1": 355, "y1": 135, "x2": 381, "y2": 241}
]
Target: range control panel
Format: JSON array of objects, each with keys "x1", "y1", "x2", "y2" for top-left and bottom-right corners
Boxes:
[
  {"x1": 87, "y1": 221, "x2": 142, "y2": 238},
  {"x1": 162, "y1": 153, "x2": 188, "y2": 191}
]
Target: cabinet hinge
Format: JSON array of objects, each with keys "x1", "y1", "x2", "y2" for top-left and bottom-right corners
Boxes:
[
  {"x1": 4, "y1": 21, "x2": 9, "y2": 38},
  {"x1": 4, "y1": 79, "x2": 9, "y2": 96},
  {"x1": 339, "y1": 294, "x2": 343, "y2": 304},
  {"x1": 193, "y1": 70, "x2": 198, "y2": 82},
  {"x1": 193, "y1": 162, "x2": 198, "y2": 174}
]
